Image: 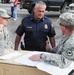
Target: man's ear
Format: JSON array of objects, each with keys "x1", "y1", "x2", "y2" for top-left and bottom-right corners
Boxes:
[
  {"x1": 63, "y1": 26, "x2": 67, "y2": 30},
  {"x1": 33, "y1": 7, "x2": 35, "y2": 12}
]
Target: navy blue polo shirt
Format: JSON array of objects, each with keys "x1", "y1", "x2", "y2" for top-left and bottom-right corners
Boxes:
[{"x1": 16, "y1": 14, "x2": 56, "y2": 51}]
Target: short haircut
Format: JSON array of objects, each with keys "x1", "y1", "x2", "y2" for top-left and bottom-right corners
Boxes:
[{"x1": 34, "y1": 1, "x2": 46, "y2": 8}]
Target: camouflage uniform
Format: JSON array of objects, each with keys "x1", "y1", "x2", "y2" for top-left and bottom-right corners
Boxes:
[
  {"x1": 0, "y1": 27, "x2": 13, "y2": 49},
  {"x1": 40, "y1": 12, "x2": 74, "y2": 68},
  {"x1": 0, "y1": 8, "x2": 13, "y2": 55}
]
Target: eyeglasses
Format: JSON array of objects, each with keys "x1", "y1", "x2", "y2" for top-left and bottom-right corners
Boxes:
[
  {"x1": 59, "y1": 23, "x2": 64, "y2": 26},
  {"x1": 59, "y1": 23, "x2": 67, "y2": 27}
]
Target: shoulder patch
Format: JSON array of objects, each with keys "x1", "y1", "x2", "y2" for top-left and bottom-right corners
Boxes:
[
  {"x1": 66, "y1": 50, "x2": 73, "y2": 56},
  {"x1": 62, "y1": 48, "x2": 74, "y2": 60}
]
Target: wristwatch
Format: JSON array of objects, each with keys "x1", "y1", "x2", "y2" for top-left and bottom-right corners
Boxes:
[
  {"x1": 40, "y1": 53, "x2": 47, "y2": 61},
  {"x1": 40, "y1": 53, "x2": 43, "y2": 59}
]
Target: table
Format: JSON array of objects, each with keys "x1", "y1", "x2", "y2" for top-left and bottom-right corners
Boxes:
[{"x1": 0, "y1": 49, "x2": 51, "y2": 75}]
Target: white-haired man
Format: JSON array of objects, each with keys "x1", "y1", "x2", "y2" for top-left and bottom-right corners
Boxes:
[{"x1": 14, "y1": 1, "x2": 56, "y2": 51}]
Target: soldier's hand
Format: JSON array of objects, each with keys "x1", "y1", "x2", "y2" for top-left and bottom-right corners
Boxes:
[
  {"x1": 0, "y1": 24, "x2": 4, "y2": 31},
  {"x1": 29, "y1": 54, "x2": 41, "y2": 61},
  {"x1": 45, "y1": 41, "x2": 51, "y2": 52}
]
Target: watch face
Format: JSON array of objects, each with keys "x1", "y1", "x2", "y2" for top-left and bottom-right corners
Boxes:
[{"x1": 68, "y1": 69, "x2": 74, "y2": 75}]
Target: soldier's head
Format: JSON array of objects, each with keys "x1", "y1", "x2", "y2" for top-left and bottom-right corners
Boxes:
[
  {"x1": 0, "y1": 8, "x2": 10, "y2": 26},
  {"x1": 58, "y1": 12, "x2": 74, "y2": 36}
]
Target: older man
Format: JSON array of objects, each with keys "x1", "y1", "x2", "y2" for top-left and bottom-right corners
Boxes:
[
  {"x1": 29, "y1": 12, "x2": 74, "y2": 68},
  {"x1": 14, "y1": 1, "x2": 56, "y2": 51},
  {"x1": 0, "y1": 8, "x2": 13, "y2": 55}
]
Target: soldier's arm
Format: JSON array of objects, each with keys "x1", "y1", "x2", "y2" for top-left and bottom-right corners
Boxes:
[
  {"x1": 3, "y1": 27, "x2": 14, "y2": 49},
  {"x1": 40, "y1": 52, "x2": 72, "y2": 68},
  {"x1": 29, "y1": 52, "x2": 72, "y2": 68},
  {"x1": 0, "y1": 31, "x2": 4, "y2": 49},
  {"x1": 0, "y1": 24, "x2": 4, "y2": 49}
]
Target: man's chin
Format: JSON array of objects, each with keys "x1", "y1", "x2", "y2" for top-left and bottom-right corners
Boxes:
[{"x1": 37, "y1": 17, "x2": 42, "y2": 20}]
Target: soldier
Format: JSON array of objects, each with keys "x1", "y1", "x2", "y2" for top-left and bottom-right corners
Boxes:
[
  {"x1": 29, "y1": 12, "x2": 74, "y2": 68},
  {"x1": 0, "y1": 8, "x2": 13, "y2": 55}
]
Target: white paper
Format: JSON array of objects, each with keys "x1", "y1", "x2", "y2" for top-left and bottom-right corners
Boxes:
[
  {"x1": 15, "y1": 51, "x2": 43, "y2": 66},
  {"x1": 0, "y1": 52, "x2": 21, "y2": 60},
  {"x1": 37, "y1": 62, "x2": 74, "y2": 75}
]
